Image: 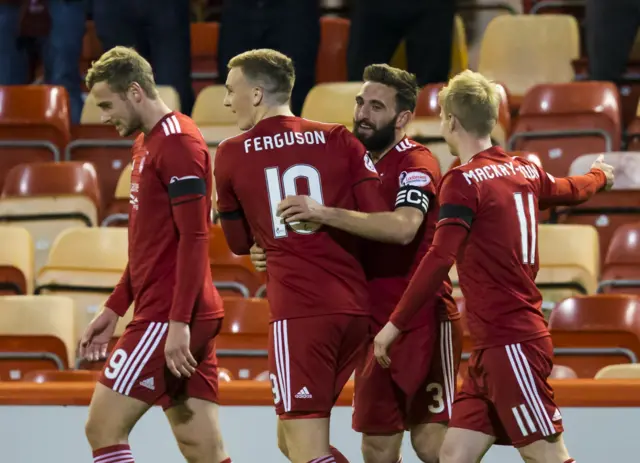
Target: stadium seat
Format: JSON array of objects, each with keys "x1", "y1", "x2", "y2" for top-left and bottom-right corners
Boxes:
[
  {"x1": 23, "y1": 369, "x2": 101, "y2": 383},
  {"x1": 216, "y1": 297, "x2": 270, "y2": 379},
  {"x1": 598, "y1": 222, "x2": 640, "y2": 294},
  {"x1": 537, "y1": 224, "x2": 599, "y2": 308},
  {"x1": 191, "y1": 21, "x2": 219, "y2": 96},
  {"x1": 625, "y1": 100, "x2": 640, "y2": 151},
  {"x1": 0, "y1": 226, "x2": 33, "y2": 295},
  {"x1": 0, "y1": 162, "x2": 101, "y2": 274},
  {"x1": 79, "y1": 20, "x2": 102, "y2": 87},
  {"x1": 209, "y1": 225, "x2": 264, "y2": 297},
  {"x1": 316, "y1": 16, "x2": 350, "y2": 83},
  {"x1": 218, "y1": 368, "x2": 233, "y2": 383},
  {"x1": 102, "y1": 163, "x2": 132, "y2": 227},
  {"x1": 0, "y1": 85, "x2": 71, "y2": 191},
  {"x1": 550, "y1": 364, "x2": 578, "y2": 379},
  {"x1": 0, "y1": 295, "x2": 75, "y2": 380},
  {"x1": 301, "y1": 82, "x2": 363, "y2": 129},
  {"x1": 568, "y1": 152, "x2": 640, "y2": 189},
  {"x1": 35, "y1": 227, "x2": 128, "y2": 344},
  {"x1": 192, "y1": 85, "x2": 243, "y2": 145},
  {"x1": 594, "y1": 364, "x2": 640, "y2": 379},
  {"x1": 253, "y1": 370, "x2": 270, "y2": 382},
  {"x1": 549, "y1": 294, "x2": 640, "y2": 378},
  {"x1": 478, "y1": 14, "x2": 580, "y2": 108},
  {"x1": 508, "y1": 82, "x2": 621, "y2": 177}
]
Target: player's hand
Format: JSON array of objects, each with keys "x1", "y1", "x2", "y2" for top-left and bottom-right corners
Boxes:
[
  {"x1": 277, "y1": 195, "x2": 326, "y2": 224},
  {"x1": 373, "y1": 322, "x2": 401, "y2": 369},
  {"x1": 250, "y1": 243, "x2": 267, "y2": 272},
  {"x1": 591, "y1": 154, "x2": 614, "y2": 190},
  {"x1": 79, "y1": 307, "x2": 119, "y2": 362},
  {"x1": 165, "y1": 321, "x2": 198, "y2": 378}
]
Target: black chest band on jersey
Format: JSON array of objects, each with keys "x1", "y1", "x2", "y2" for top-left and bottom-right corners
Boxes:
[{"x1": 395, "y1": 185, "x2": 429, "y2": 214}]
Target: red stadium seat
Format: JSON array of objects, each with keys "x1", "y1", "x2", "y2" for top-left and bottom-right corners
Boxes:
[
  {"x1": 0, "y1": 85, "x2": 71, "y2": 191},
  {"x1": 549, "y1": 294, "x2": 640, "y2": 378},
  {"x1": 23, "y1": 369, "x2": 101, "y2": 383},
  {"x1": 209, "y1": 225, "x2": 265, "y2": 297},
  {"x1": 509, "y1": 82, "x2": 621, "y2": 177},
  {"x1": 216, "y1": 297, "x2": 270, "y2": 379},
  {"x1": 549, "y1": 364, "x2": 578, "y2": 379},
  {"x1": 191, "y1": 22, "x2": 219, "y2": 96},
  {"x1": 599, "y1": 222, "x2": 640, "y2": 294},
  {"x1": 316, "y1": 16, "x2": 350, "y2": 83},
  {"x1": 218, "y1": 367, "x2": 234, "y2": 383}
]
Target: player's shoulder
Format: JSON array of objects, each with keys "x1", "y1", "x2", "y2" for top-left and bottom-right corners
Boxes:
[{"x1": 153, "y1": 112, "x2": 207, "y2": 147}]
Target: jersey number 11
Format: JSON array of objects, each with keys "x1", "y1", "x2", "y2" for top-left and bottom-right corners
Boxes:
[
  {"x1": 265, "y1": 164, "x2": 325, "y2": 238},
  {"x1": 513, "y1": 192, "x2": 537, "y2": 265}
]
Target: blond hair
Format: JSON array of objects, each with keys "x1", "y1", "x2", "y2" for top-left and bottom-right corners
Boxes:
[
  {"x1": 438, "y1": 70, "x2": 500, "y2": 137},
  {"x1": 86, "y1": 46, "x2": 158, "y2": 98},
  {"x1": 228, "y1": 49, "x2": 295, "y2": 104}
]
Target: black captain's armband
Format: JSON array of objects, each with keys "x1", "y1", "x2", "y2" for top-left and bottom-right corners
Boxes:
[
  {"x1": 395, "y1": 185, "x2": 429, "y2": 214},
  {"x1": 168, "y1": 176, "x2": 206, "y2": 199},
  {"x1": 218, "y1": 209, "x2": 245, "y2": 220},
  {"x1": 439, "y1": 203, "x2": 475, "y2": 227}
]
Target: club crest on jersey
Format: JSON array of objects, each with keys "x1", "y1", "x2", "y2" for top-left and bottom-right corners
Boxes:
[
  {"x1": 399, "y1": 171, "x2": 430, "y2": 187},
  {"x1": 364, "y1": 154, "x2": 377, "y2": 173}
]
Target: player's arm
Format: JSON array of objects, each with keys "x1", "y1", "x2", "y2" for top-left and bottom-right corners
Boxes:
[
  {"x1": 537, "y1": 155, "x2": 613, "y2": 209},
  {"x1": 157, "y1": 135, "x2": 211, "y2": 324},
  {"x1": 104, "y1": 263, "x2": 133, "y2": 316},
  {"x1": 213, "y1": 144, "x2": 253, "y2": 255},
  {"x1": 390, "y1": 171, "x2": 478, "y2": 331}
]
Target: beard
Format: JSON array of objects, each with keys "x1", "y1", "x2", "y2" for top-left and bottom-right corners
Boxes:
[
  {"x1": 353, "y1": 115, "x2": 397, "y2": 152},
  {"x1": 119, "y1": 100, "x2": 143, "y2": 136}
]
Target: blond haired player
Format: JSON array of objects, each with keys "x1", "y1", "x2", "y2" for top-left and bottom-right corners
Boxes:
[
  {"x1": 80, "y1": 47, "x2": 230, "y2": 463},
  {"x1": 374, "y1": 70, "x2": 614, "y2": 463}
]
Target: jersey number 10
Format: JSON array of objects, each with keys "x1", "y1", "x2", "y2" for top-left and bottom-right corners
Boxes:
[
  {"x1": 265, "y1": 164, "x2": 325, "y2": 238},
  {"x1": 513, "y1": 192, "x2": 537, "y2": 265}
]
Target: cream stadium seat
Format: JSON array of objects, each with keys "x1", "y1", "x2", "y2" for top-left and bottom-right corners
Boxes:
[
  {"x1": 301, "y1": 82, "x2": 362, "y2": 129},
  {"x1": 102, "y1": 162, "x2": 132, "y2": 227},
  {"x1": 0, "y1": 226, "x2": 33, "y2": 294},
  {"x1": 0, "y1": 295, "x2": 75, "y2": 379},
  {"x1": 478, "y1": 14, "x2": 579, "y2": 104},
  {"x1": 35, "y1": 227, "x2": 128, "y2": 343},
  {"x1": 595, "y1": 364, "x2": 640, "y2": 379},
  {"x1": 81, "y1": 85, "x2": 181, "y2": 123},
  {"x1": 569, "y1": 152, "x2": 640, "y2": 190},
  {"x1": 537, "y1": 224, "x2": 599, "y2": 306},
  {"x1": 192, "y1": 85, "x2": 243, "y2": 145}
]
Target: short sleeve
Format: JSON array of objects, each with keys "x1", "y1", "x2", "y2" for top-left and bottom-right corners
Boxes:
[
  {"x1": 213, "y1": 141, "x2": 242, "y2": 217},
  {"x1": 329, "y1": 125, "x2": 380, "y2": 186},
  {"x1": 437, "y1": 169, "x2": 480, "y2": 230},
  {"x1": 155, "y1": 135, "x2": 208, "y2": 206},
  {"x1": 395, "y1": 147, "x2": 439, "y2": 213}
]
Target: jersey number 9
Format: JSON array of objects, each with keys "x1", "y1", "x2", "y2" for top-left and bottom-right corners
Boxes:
[{"x1": 265, "y1": 164, "x2": 324, "y2": 238}]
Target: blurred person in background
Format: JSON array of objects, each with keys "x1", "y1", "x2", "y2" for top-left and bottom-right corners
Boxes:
[
  {"x1": 347, "y1": 0, "x2": 455, "y2": 87},
  {"x1": 91, "y1": 0, "x2": 195, "y2": 115},
  {"x1": 217, "y1": 0, "x2": 320, "y2": 116},
  {"x1": 0, "y1": 0, "x2": 86, "y2": 123},
  {"x1": 586, "y1": 0, "x2": 640, "y2": 82}
]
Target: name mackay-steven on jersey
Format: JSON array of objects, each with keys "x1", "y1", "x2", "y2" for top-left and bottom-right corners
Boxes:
[
  {"x1": 244, "y1": 131, "x2": 327, "y2": 153},
  {"x1": 462, "y1": 161, "x2": 540, "y2": 185}
]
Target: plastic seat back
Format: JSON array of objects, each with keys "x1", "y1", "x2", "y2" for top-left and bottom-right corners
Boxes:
[
  {"x1": 301, "y1": 82, "x2": 362, "y2": 129},
  {"x1": 0, "y1": 226, "x2": 33, "y2": 294}
]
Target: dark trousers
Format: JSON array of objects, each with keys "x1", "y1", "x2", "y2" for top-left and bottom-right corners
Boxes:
[
  {"x1": 347, "y1": 0, "x2": 455, "y2": 86},
  {"x1": 217, "y1": 0, "x2": 320, "y2": 116},
  {"x1": 586, "y1": 0, "x2": 640, "y2": 82},
  {"x1": 92, "y1": 0, "x2": 194, "y2": 115}
]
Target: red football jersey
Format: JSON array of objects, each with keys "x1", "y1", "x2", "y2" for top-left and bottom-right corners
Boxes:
[
  {"x1": 106, "y1": 112, "x2": 224, "y2": 323},
  {"x1": 214, "y1": 115, "x2": 384, "y2": 321},
  {"x1": 365, "y1": 137, "x2": 458, "y2": 329},
  {"x1": 436, "y1": 146, "x2": 597, "y2": 348}
]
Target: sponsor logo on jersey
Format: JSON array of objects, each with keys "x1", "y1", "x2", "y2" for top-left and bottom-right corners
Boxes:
[
  {"x1": 364, "y1": 154, "x2": 377, "y2": 173},
  {"x1": 399, "y1": 170, "x2": 431, "y2": 187}
]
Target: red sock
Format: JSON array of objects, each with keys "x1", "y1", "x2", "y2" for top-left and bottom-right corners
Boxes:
[
  {"x1": 93, "y1": 444, "x2": 134, "y2": 463},
  {"x1": 330, "y1": 446, "x2": 349, "y2": 462}
]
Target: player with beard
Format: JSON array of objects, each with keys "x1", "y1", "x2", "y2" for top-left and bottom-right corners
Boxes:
[
  {"x1": 80, "y1": 47, "x2": 230, "y2": 463},
  {"x1": 274, "y1": 64, "x2": 461, "y2": 463}
]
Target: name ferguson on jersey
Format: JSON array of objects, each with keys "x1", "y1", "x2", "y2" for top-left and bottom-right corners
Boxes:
[
  {"x1": 244, "y1": 130, "x2": 327, "y2": 153},
  {"x1": 462, "y1": 161, "x2": 540, "y2": 185}
]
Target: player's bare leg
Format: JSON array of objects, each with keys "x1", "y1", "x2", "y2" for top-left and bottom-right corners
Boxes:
[
  {"x1": 85, "y1": 383, "x2": 151, "y2": 462},
  {"x1": 361, "y1": 433, "x2": 403, "y2": 463},
  {"x1": 278, "y1": 417, "x2": 332, "y2": 463},
  {"x1": 517, "y1": 434, "x2": 573, "y2": 463},
  {"x1": 410, "y1": 422, "x2": 448, "y2": 463},
  {"x1": 165, "y1": 397, "x2": 230, "y2": 463},
  {"x1": 439, "y1": 427, "x2": 495, "y2": 463}
]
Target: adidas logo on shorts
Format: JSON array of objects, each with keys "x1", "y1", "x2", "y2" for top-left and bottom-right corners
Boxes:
[
  {"x1": 552, "y1": 408, "x2": 562, "y2": 421},
  {"x1": 140, "y1": 377, "x2": 155, "y2": 391},
  {"x1": 295, "y1": 387, "x2": 312, "y2": 399}
]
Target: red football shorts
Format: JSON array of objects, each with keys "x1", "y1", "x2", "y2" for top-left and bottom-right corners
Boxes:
[
  {"x1": 450, "y1": 336, "x2": 564, "y2": 448},
  {"x1": 98, "y1": 318, "x2": 221, "y2": 410},
  {"x1": 352, "y1": 319, "x2": 463, "y2": 434},
  {"x1": 268, "y1": 314, "x2": 370, "y2": 418}
]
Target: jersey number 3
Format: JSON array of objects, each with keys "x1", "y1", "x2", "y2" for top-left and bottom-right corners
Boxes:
[
  {"x1": 265, "y1": 165, "x2": 324, "y2": 238},
  {"x1": 513, "y1": 192, "x2": 537, "y2": 265}
]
